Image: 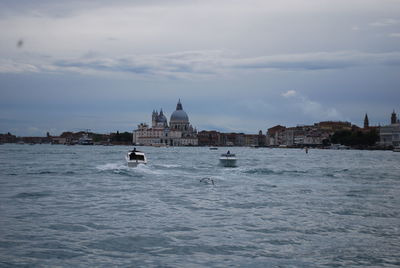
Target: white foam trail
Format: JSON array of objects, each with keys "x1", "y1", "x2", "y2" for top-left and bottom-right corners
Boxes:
[
  {"x1": 134, "y1": 164, "x2": 165, "y2": 175},
  {"x1": 157, "y1": 164, "x2": 181, "y2": 168},
  {"x1": 96, "y1": 162, "x2": 128, "y2": 171},
  {"x1": 96, "y1": 162, "x2": 165, "y2": 175}
]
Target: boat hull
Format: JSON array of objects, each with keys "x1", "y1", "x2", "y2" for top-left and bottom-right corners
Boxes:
[
  {"x1": 219, "y1": 158, "x2": 237, "y2": 167},
  {"x1": 126, "y1": 160, "x2": 146, "y2": 167}
]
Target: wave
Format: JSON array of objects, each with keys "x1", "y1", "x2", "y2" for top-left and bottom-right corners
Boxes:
[
  {"x1": 154, "y1": 164, "x2": 182, "y2": 168},
  {"x1": 243, "y1": 167, "x2": 308, "y2": 176},
  {"x1": 27, "y1": 171, "x2": 58, "y2": 175},
  {"x1": 135, "y1": 164, "x2": 165, "y2": 175},
  {"x1": 96, "y1": 162, "x2": 129, "y2": 171},
  {"x1": 13, "y1": 191, "x2": 52, "y2": 199},
  {"x1": 96, "y1": 162, "x2": 164, "y2": 176}
]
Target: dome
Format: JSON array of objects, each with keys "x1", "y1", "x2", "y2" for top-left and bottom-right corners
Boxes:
[
  {"x1": 170, "y1": 110, "x2": 189, "y2": 122},
  {"x1": 170, "y1": 99, "x2": 189, "y2": 122}
]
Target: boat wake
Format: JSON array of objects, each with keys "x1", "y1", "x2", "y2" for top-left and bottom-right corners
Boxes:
[
  {"x1": 153, "y1": 164, "x2": 182, "y2": 168},
  {"x1": 96, "y1": 162, "x2": 165, "y2": 177},
  {"x1": 134, "y1": 164, "x2": 165, "y2": 175},
  {"x1": 96, "y1": 163, "x2": 128, "y2": 172}
]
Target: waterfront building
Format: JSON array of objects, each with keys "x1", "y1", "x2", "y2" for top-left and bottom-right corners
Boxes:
[
  {"x1": 315, "y1": 121, "x2": 352, "y2": 132},
  {"x1": 244, "y1": 134, "x2": 259, "y2": 147},
  {"x1": 380, "y1": 110, "x2": 400, "y2": 147},
  {"x1": 0, "y1": 133, "x2": 17, "y2": 143},
  {"x1": 133, "y1": 100, "x2": 198, "y2": 146},
  {"x1": 198, "y1": 130, "x2": 221, "y2": 146},
  {"x1": 266, "y1": 121, "x2": 348, "y2": 147},
  {"x1": 266, "y1": 125, "x2": 286, "y2": 146},
  {"x1": 51, "y1": 137, "x2": 68, "y2": 145},
  {"x1": 197, "y1": 130, "x2": 266, "y2": 147}
]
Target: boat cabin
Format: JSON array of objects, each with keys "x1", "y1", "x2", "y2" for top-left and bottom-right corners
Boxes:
[{"x1": 128, "y1": 151, "x2": 145, "y2": 161}]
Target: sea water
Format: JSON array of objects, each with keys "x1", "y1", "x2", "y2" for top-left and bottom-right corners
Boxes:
[{"x1": 0, "y1": 144, "x2": 399, "y2": 267}]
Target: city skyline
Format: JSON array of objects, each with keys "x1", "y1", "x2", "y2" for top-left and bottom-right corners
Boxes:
[{"x1": 1, "y1": 0, "x2": 400, "y2": 136}]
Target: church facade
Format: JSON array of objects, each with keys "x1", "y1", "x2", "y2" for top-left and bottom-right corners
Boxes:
[{"x1": 132, "y1": 100, "x2": 198, "y2": 146}]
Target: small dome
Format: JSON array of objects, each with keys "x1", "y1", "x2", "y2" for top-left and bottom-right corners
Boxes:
[
  {"x1": 170, "y1": 99, "x2": 189, "y2": 122},
  {"x1": 158, "y1": 109, "x2": 167, "y2": 123},
  {"x1": 158, "y1": 114, "x2": 167, "y2": 122}
]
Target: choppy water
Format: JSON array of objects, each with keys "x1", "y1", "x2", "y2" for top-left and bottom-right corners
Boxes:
[{"x1": 0, "y1": 144, "x2": 399, "y2": 267}]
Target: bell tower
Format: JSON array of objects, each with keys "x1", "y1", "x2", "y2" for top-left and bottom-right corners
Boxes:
[
  {"x1": 391, "y1": 110, "x2": 397, "y2": 125},
  {"x1": 363, "y1": 113, "x2": 369, "y2": 129},
  {"x1": 152, "y1": 110, "x2": 158, "y2": 128}
]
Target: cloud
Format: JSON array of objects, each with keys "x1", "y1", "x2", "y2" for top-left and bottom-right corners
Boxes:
[
  {"x1": 230, "y1": 51, "x2": 400, "y2": 71},
  {"x1": 2, "y1": 50, "x2": 400, "y2": 78},
  {"x1": 282, "y1": 90, "x2": 297, "y2": 98},
  {"x1": 193, "y1": 114, "x2": 264, "y2": 133},
  {"x1": 52, "y1": 50, "x2": 226, "y2": 78},
  {"x1": 0, "y1": 59, "x2": 39, "y2": 73},
  {"x1": 27, "y1": 126, "x2": 42, "y2": 135},
  {"x1": 282, "y1": 91, "x2": 342, "y2": 121},
  {"x1": 389, "y1": 33, "x2": 400, "y2": 38},
  {"x1": 369, "y1": 18, "x2": 399, "y2": 27}
]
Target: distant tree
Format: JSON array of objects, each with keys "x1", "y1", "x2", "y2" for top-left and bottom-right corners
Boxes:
[
  {"x1": 120, "y1": 132, "x2": 133, "y2": 143},
  {"x1": 110, "y1": 131, "x2": 132, "y2": 143},
  {"x1": 322, "y1": 138, "x2": 330, "y2": 146},
  {"x1": 364, "y1": 129, "x2": 379, "y2": 146},
  {"x1": 331, "y1": 129, "x2": 378, "y2": 146},
  {"x1": 92, "y1": 133, "x2": 108, "y2": 143}
]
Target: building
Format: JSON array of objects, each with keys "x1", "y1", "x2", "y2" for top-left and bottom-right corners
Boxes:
[
  {"x1": 0, "y1": 133, "x2": 17, "y2": 143},
  {"x1": 244, "y1": 134, "x2": 260, "y2": 147},
  {"x1": 266, "y1": 125, "x2": 286, "y2": 146},
  {"x1": 315, "y1": 121, "x2": 352, "y2": 132},
  {"x1": 133, "y1": 100, "x2": 198, "y2": 146},
  {"x1": 198, "y1": 130, "x2": 221, "y2": 146},
  {"x1": 266, "y1": 121, "x2": 349, "y2": 147},
  {"x1": 197, "y1": 130, "x2": 266, "y2": 147},
  {"x1": 380, "y1": 110, "x2": 400, "y2": 147}
]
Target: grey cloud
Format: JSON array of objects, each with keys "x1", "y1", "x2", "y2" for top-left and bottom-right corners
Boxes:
[
  {"x1": 0, "y1": 59, "x2": 40, "y2": 73},
  {"x1": 54, "y1": 58, "x2": 154, "y2": 75},
  {"x1": 229, "y1": 51, "x2": 400, "y2": 71},
  {"x1": 3, "y1": 50, "x2": 400, "y2": 77},
  {"x1": 51, "y1": 51, "x2": 225, "y2": 77},
  {"x1": 369, "y1": 18, "x2": 400, "y2": 27},
  {"x1": 0, "y1": 0, "x2": 196, "y2": 18}
]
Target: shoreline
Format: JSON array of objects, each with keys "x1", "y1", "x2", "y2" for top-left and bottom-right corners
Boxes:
[{"x1": 1, "y1": 142, "x2": 397, "y2": 151}]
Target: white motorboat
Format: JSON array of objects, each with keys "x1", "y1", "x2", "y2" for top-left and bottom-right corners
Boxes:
[
  {"x1": 78, "y1": 133, "x2": 94, "y2": 145},
  {"x1": 126, "y1": 148, "x2": 147, "y2": 167},
  {"x1": 219, "y1": 151, "x2": 237, "y2": 167}
]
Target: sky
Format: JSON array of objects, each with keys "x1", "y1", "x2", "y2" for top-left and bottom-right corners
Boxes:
[{"x1": 1, "y1": 0, "x2": 399, "y2": 136}]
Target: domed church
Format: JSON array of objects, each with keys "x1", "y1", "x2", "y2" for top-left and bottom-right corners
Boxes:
[
  {"x1": 170, "y1": 99, "x2": 195, "y2": 134},
  {"x1": 133, "y1": 100, "x2": 198, "y2": 146}
]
